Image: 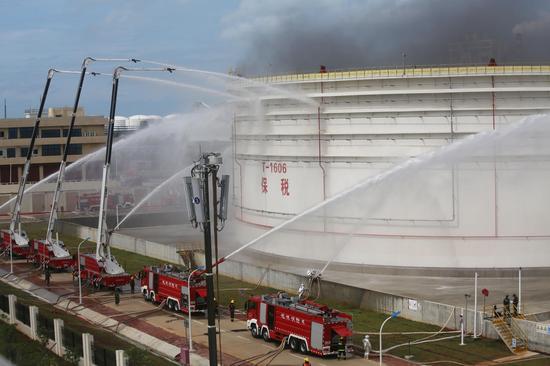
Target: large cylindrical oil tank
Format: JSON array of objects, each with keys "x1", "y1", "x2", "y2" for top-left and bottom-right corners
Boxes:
[{"x1": 232, "y1": 65, "x2": 550, "y2": 270}]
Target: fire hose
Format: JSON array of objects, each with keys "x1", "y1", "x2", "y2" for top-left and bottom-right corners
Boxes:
[{"x1": 230, "y1": 337, "x2": 287, "y2": 366}]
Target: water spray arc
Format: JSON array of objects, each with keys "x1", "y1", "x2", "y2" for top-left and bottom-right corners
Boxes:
[
  {"x1": 139, "y1": 59, "x2": 319, "y2": 108},
  {"x1": 113, "y1": 165, "x2": 192, "y2": 231}
]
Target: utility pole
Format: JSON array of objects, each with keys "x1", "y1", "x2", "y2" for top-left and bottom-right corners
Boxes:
[
  {"x1": 184, "y1": 153, "x2": 229, "y2": 366},
  {"x1": 3, "y1": 98, "x2": 6, "y2": 119}
]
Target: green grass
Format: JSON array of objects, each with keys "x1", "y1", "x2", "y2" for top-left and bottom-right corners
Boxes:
[{"x1": 8, "y1": 222, "x2": 527, "y2": 365}]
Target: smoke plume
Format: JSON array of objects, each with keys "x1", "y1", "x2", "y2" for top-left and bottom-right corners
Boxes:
[{"x1": 223, "y1": 0, "x2": 550, "y2": 74}]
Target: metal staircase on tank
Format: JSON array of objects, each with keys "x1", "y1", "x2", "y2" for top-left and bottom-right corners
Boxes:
[{"x1": 491, "y1": 306, "x2": 529, "y2": 354}]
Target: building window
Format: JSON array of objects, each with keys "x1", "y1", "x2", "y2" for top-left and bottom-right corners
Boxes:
[
  {"x1": 42, "y1": 144, "x2": 61, "y2": 156},
  {"x1": 7, "y1": 148, "x2": 16, "y2": 158},
  {"x1": 19, "y1": 127, "x2": 34, "y2": 138},
  {"x1": 21, "y1": 147, "x2": 28, "y2": 157},
  {"x1": 69, "y1": 144, "x2": 83, "y2": 155},
  {"x1": 66, "y1": 144, "x2": 82, "y2": 155},
  {"x1": 0, "y1": 131, "x2": 5, "y2": 138},
  {"x1": 8, "y1": 128, "x2": 18, "y2": 139},
  {"x1": 41, "y1": 129, "x2": 61, "y2": 138},
  {"x1": 62, "y1": 128, "x2": 82, "y2": 137},
  {"x1": 82, "y1": 130, "x2": 97, "y2": 137}
]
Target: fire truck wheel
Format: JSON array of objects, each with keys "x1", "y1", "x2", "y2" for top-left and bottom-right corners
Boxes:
[
  {"x1": 250, "y1": 324, "x2": 259, "y2": 338},
  {"x1": 262, "y1": 328, "x2": 270, "y2": 342},
  {"x1": 299, "y1": 341, "x2": 308, "y2": 354},
  {"x1": 289, "y1": 337, "x2": 299, "y2": 351},
  {"x1": 168, "y1": 300, "x2": 174, "y2": 310},
  {"x1": 174, "y1": 302, "x2": 180, "y2": 312}
]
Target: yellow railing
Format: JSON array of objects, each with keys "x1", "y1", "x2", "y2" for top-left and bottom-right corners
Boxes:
[
  {"x1": 490, "y1": 305, "x2": 529, "y2": 351},
  {"x1": 253, "y1": 65, "x2": 550, "y2": 84}
]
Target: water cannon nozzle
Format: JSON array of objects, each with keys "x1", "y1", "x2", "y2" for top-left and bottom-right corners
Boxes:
[{"x1": 166, "y1": 67, "x2": 176, "y2": 73}]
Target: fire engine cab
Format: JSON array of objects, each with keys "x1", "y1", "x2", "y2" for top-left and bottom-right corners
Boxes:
[
  {"x1": 246, "y1": 293, "x2": 353, "y2": 356},
  {"x1": 140, "y1": 265, "x2": 207, "y2": 313}
]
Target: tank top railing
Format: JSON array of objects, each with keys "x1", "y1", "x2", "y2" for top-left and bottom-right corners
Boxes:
[{"x1": 253, "y1": 64, "x2": 550, "y2": 84}]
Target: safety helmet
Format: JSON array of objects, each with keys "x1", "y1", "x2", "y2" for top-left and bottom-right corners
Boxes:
[
  {"x1": 365, "y1": 335, "x2": 369, "y2": 339},
  {"x1": 304, "y1": 358, "x2": 309, "y2": 362},
  {"x1": 231, "y1": 299, "x2": 235, "y2": 303}
]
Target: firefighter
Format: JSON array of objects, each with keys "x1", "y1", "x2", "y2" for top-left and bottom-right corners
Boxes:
[
  {"x1": 363, "y1": 335, "x2": 372, "y2": 359},
  {"x1": 229, "y1": 299, "x2": 236, "y2": 322},
  {"x1": 337, "y1": 337, "x2": 346, "y2": 360},
  {"x1": 44, "y1": 264, "x2": 51, "y2": 287},
  {"x1": 303, "y1": 357, "x2": 311, "y2": 366},
  {"x1": 114, "y1": 288, "x2": 121, "y2": 305},
  {"x1": 129, "y1": 275, "x2": 135, "y2": 294},
  {"x1": 298, "y1": 283, "x2": 305, "y2": 298},
  {"x1": 512, "y1": 294, "x2": 519, "y2": 316},
  {"x1": 503, "y1": 295, "x2": 511, "y2": 316}
]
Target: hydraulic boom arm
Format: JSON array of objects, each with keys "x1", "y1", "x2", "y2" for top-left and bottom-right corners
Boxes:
[
  {"x1": 46, "y1": 58, "x2": 139, "y2": 257},
  {"x1": 9, "y1": 69, "x2": 56, "y2": 246}
]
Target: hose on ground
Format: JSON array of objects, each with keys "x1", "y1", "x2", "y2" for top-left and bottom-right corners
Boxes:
[{"x1": 230, "y1": 337, "x2": 286, "y2": 366}]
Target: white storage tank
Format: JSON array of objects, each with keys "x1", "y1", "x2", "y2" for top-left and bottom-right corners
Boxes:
[{"x1": 232, "y1": 65, "x2": 550, "y2": 270}]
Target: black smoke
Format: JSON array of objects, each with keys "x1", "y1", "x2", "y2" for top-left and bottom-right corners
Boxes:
[{"x1": 228, "y1": 0, "x2": 550, "y2": 74}]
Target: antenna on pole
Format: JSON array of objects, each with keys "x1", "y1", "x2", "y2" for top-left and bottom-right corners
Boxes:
[{"x1": 3, "y1": 98, "x2": 6, "y2": 119}]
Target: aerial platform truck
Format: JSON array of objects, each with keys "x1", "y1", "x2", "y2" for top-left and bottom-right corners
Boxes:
[
  {"x1": 29, "y1": 58, "x2": 140, "y2": 271},
  {"x1": 246, "y1": 293, "x2": 353, "y2": 356},
  {"x1": 77, "y1": 67, "x2": 131, "y2": 288},
  {"x1": 0, "y1": 69, "x2": 59, "y2": 266}
]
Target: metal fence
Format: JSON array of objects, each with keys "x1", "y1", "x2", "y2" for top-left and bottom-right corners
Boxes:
[
  {"x1": 15, "y1": 302, "x2": 30, "y2": 326},
  {"x1": 37, "y1": 313, "x2": 55, "y2": 340},
  {"x1": 63, "y1": 327, "x2": 83, "y2": 356},
  {"x1": 0, "y1": 294, "x2": 8, "y2": 313},
  {"x1": 93, "y1": 344, "x2": 117, "y2": 366},
  {"x1": 253, "y1": 65, "x2": 550, "y2": 84}
]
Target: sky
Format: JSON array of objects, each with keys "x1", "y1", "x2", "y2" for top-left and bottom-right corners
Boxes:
[
  {"x1": 1, "y1": 0, "x2": 549, "y2": 117},
  {"x1": 0, "y1": 0, "x2": 242, "y2": 117}
]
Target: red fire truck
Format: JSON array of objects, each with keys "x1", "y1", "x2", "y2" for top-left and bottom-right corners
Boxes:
[
  {"x1": 78, "y1": 253, "x2": 131, "y2": 288},
  {"x1": 29, "y1": 239, "x2": 75, "y2": 270},
  {"x1": 0, "y1": 230, "x2": 31, "y2": 258},
  {"x1": 140, "y1": 265, "x2": 207, "y2": 313},
  {"x1": 79, "y1": 192, "x2": 134, "y2": 212},
  {"x1": 246, "y1": 293, "x2": 353, "y2": 356}
]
